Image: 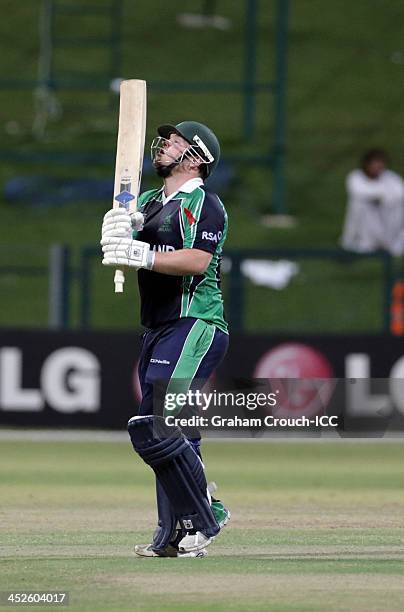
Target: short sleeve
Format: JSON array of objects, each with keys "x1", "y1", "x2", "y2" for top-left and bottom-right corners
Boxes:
[{"x1": 182, "y1": 190, "x2": 226, "y2": 255}]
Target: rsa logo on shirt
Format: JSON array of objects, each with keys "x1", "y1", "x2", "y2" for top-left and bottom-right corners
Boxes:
[{"x1": 202, "y1": 230, "x2": 223, "y2": 243}]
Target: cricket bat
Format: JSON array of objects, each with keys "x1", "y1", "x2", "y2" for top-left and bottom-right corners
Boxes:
[{"x1": 112, "y1": 79, "x2": 147, "y2": 293}]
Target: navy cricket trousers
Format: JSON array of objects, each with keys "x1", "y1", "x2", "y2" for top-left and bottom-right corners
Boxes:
[{"x1": 137, "y1": 317, "x2": 228, "y2": 435}]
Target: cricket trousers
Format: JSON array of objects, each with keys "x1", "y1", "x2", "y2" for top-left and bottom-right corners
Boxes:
[{"x1": 137, "y1": 317, "x2": 229, "y2": 441}]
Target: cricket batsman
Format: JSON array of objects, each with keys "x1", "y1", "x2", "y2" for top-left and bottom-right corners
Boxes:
[{"x1": 101, "y1": 121, "x2": 230, "y2": 557}]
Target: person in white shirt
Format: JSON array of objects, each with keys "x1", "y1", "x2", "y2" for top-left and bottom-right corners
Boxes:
[{"x1": 341, "y1": 149, "x2": 404, "y2": 255}]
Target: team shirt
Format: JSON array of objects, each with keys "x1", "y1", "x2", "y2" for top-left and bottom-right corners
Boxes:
[{"x1": 135, "y1": 177, "x2": 228, "y2": 333}]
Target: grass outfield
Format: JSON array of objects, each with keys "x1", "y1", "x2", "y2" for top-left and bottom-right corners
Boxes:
[{"x1": 1, "y1": 439, "x2": 404, "y2": 611}]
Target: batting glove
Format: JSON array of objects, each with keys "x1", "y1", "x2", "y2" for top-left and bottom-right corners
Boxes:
[
  {"x1": 101, "y1": 236, "x2": 155, "y2": 270},
  {"x1": 102, "y1": 208, "x2": 145, "y2": 239}
]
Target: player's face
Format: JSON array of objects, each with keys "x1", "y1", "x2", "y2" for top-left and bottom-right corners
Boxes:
[
  {"x1": 151, "y1": 131, "x2": 203, "y2": 178},
  {"x1": 153, "y1": 133, "x2": 190, "y2": 166}
]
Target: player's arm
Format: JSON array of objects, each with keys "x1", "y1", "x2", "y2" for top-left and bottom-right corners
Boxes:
[
  {"x1": 101, "y1": 195, "x2": 217, "y2": 275},
  {"x1": 101, "y1": 235, "x2": 211, "y2": 275},
  {"x1": 153, "y1": 248, "x2": 212, "y2": 276}
]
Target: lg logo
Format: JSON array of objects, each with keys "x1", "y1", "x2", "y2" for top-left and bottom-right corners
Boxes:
[
  {"x1": 0, "y1": 347, "x2": 101, "y2": 413},
  {"x1": 346, "y1": 354, "x2": 404, "y2": 416}
]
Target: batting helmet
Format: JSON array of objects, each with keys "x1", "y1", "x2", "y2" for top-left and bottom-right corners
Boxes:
[{"x1": 157, "y1": 121, "x2": 220, "y2": 177}]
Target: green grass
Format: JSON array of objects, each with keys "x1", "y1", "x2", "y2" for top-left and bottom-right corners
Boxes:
[
  {"x1": 1, "y1": 0, "x2": 404, "y2": 330},
  {"x1": 1, "y1": 438, "x2": 404, "y2": 611}
]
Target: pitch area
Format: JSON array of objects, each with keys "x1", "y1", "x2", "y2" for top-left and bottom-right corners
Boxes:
[{"x1": 1, "y1": 438, "x2": 403, "y2": 611}]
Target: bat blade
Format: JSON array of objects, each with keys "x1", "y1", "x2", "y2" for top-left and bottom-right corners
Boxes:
[{"x1": 112, "y1": 79, "x2": 147, "y2": 293}]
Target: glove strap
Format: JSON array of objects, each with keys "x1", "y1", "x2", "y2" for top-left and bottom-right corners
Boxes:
[{"x1": 146, "y1": 251, "x2": 156, "y2": 271}]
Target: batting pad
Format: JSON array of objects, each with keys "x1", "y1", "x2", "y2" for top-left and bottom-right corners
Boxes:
[
  {"x1": 128, "y1": 415, "x2": 219, "y2": 540},
  {"x1": 152, "y1": 478, "x2": 178, "y2": 552}
]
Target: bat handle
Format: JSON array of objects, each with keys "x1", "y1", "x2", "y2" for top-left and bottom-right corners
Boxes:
[{"x1": 114, "y1": 269, "x2": 125, "y2": 293}]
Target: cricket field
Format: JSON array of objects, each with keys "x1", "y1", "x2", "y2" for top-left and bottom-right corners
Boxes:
[{"x1": 0, "y1": 436, "x2": 403, "y2": 611}]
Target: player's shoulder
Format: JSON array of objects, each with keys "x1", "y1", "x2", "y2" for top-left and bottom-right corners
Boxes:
[
  {"x1": 185, "y1": 184, "x2": 227, "y2": 216},
  {"x1": 138, "y1": 188, "x2": 162, "y2": 206},
  {"x1": 202, "y1": 186, "x2": 228, "y2": 218}
]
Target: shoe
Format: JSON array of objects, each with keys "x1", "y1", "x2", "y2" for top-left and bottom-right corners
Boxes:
[
  {"x1": 134, "y1": 543, "x2": 178, "y2": 558},
  {"x1": 134, "y1": 544, "x2": 159, "y2": 557},
  {"x1": 177, "y1": 500, "x2": 230, "y2": 554},
  {"x1": 178, "y1": 531, "x2": 214, "y2": 553},
  {"x1": 178, "y1": 548, "x2": 208, "y2": 558},
  {"x1": 134, "y1": 543, "x2": 208, "y2": 558}
]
